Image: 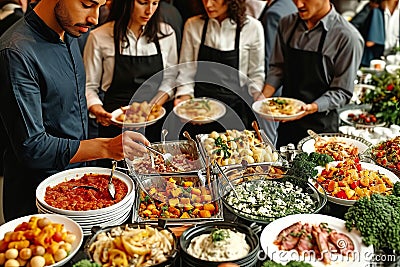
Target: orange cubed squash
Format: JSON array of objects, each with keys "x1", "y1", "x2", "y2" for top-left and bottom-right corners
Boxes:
[
  {"x1": 183, "y1": 181, "x2": 193, "y2": 187},
  {"x1": 199, "y1": 210, "x2": 212, "y2": 218},
  {"x1": 203, "y1": 203, "x2": 216, "y2": 212}
]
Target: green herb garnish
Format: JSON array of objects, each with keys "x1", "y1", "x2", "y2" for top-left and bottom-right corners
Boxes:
[{"x1": 211, "y1": 229, "x2": 230, "y2": 242}]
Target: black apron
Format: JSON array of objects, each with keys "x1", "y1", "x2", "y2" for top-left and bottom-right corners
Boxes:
[
  {"x1": 182, "y1": 18, "x2": 257, "y2": 137},
  {"x1": 99, "y1": 29, "x2": 166, "y2": 142},
  {"x1": 277, "y1": 18, "x2": 338, "y2": 148}
]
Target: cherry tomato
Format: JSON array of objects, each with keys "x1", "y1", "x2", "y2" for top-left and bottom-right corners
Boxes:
[
  {"x1": 355, "y1": 163, "x2": 362, "y2": 172},
  {"x1": 350, "y1": 181, "x2": 359, "y2": 190},
  {"x1": 327, "y1": 180, "x2": 336, "y2": 192},
  {"x1": 336, "y1": 190, "x2": 347, "y2": 199},
  {"x1": 52, "y1": 232, "x2": 63, "y2": 242}
]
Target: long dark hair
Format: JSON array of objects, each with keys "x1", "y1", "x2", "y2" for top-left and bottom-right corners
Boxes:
[
  {"x1": 201, "y1": 0, "x2": 246, "y2": 29},
  {"x1": 108, "y1": 0, "x2": 163, "y2": 49}
]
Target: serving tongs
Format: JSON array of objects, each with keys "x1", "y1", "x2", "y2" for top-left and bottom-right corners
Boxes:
[{"x1": 213, "y1": 161, "x2": 239, "y2": 199}]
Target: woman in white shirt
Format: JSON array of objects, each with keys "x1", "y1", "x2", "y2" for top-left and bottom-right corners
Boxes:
[
  {"x1": 174, "y1": 0, "x2": 265, "y2": 134},
  {"x1": 84, "y1": 0, "x2": 178, "y2": 142},
  {"x1": 382, "y1": 0, "x2": 399, "y2": 55}
]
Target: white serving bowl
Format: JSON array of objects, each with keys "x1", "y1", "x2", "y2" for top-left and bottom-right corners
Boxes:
[
  {"x1": 36, "y1": 167, "x2": 134, "y2": 216},
  {"x1": 0, "y1": 214, "x2": 83, "y2": 267}
]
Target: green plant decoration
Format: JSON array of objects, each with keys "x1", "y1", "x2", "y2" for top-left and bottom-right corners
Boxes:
[{"x1": 361, "y1": 69, "x2": 400, "y2": 126}]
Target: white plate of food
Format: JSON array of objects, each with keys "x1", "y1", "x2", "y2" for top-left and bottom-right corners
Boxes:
[
  {"x1": 252, "y1": 97, "x2": 305, "y2": 121},
  {"x1": 386, "y1": 64, "x2": 400, "y2": 75},
  {"x1": 111, "y1": 101, "x2": 166, "y2": 128},
  {"x1": 314, "y1": 160, "x2": 399, "y2": 206},
  {"x1": 173, "y1": 97, "x2": 226, "y2": 124},
  {"x1": 297, "y1": 133, "x2": 371, "y2": 161},
  {"x1": 260, "y1": 213, "x2": 373, "y2": 267},
  {"x1": 0, "y1": 214, "x2": 83, "y2": 267},
  {"x1": 339, "y1": 109, "x2": 385, "y2": 128}
]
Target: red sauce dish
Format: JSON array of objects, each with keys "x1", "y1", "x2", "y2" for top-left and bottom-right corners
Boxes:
[{"x1": 44, "y1": 173, "x2": 128, "y2": 211}]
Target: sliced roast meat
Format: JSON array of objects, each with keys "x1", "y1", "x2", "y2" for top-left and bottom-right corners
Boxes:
[
  {"x1": 312, "y1": 225, "x2": 331, "y2": 264},
  {"x1": 275, "y1": 222, "x2": 303, "y2": 243},
  {"x1": 329, "y1": 232, "x2": 355, "y2": 255}
]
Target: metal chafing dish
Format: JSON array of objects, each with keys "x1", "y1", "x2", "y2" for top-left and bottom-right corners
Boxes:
[
  {"x1": 125, "y1": 140, "x2": 204, "y2": 176},
  {"x1": 196, "y1": 129, "x2": 283, "y2": 168},
  {"x1": 131, "y1": 172, "x2": 224, "y2": 226}
]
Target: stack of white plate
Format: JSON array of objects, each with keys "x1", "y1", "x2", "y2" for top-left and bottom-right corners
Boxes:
[{"x1": 35, "y1": 167, "x2": 135, "y2": 236}]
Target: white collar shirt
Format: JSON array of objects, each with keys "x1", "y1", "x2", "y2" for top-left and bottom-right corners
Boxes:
[
  {"x1": 84, "y1": 21, "x2": 178, "y2": 108},
  {"x1": 176, "y1": 15, "x2": 265, "y2": 98},
  {"x1": 383, "y1": 4, "x2": 399, "y2": 54}
]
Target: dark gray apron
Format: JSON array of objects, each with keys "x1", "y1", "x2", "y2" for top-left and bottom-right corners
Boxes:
[
  {"x1": 99, "y1": 27, "x2": 165, "y2": 142},
  {"x1": 182, "y1": 18, "x2": 257, "y2": 137},
  {"x1": 277, "y1": 18, "x2": 338, "y2": 148}
]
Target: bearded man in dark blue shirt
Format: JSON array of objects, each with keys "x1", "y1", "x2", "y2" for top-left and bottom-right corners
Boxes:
[{"x1": 0, "y1": 0, "x2": 150, "y2": 221}]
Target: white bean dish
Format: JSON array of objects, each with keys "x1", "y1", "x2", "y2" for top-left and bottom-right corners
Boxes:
[{"x1": 187, "y1": 228, "x2": 250, "y2": 262}]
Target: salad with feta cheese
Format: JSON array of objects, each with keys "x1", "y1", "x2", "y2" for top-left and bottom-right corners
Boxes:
[{"x1": 224, "y1": 178, "x2": 320, "y2": 221}]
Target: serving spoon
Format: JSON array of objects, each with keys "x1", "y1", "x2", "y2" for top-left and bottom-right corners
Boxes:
[{"x1": 108, "y1": 160, "x2": 117, "y2": 199}]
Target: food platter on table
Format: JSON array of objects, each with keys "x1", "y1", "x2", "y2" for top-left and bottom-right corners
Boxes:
[
  {"x1": 369, "y1": 136, "x2": 400, "y2": 177},
  {"x1": 173, "y1": 97, "x2": 226, "y2": 124},
  {"x1": 297, "y1": 133, "x2": 372, "y2": 160},
  {"x1": 196, "y1": 129, "x2": 280, "y2": 167},
  {"x1": 35, "y1": 167, "x2": 135, "y2": 235},
  {"x1": 339, "y1": 109, "x2": 385, "y2": 128},
  {"x1": 313, "y1": 160, "x2": 400, "y2": 206},
  {"x1": 386, "y1": 64, "x2": 400, "y2": 75},
  {"x1": 110, "y1": 103, "x2": 166, "y2": 128},
  {"x1": 260, "y1": 213, "x2": 373, "y2": 267},
  {"x1": 0, "y1": 214, "x2": 83, "y2": 267},
  {"x1": 252, "y1": 97, "x2": 306, "y2": 121},
  {"x1": 219, "y1": 174, "x2": 327, "y2": 224}
]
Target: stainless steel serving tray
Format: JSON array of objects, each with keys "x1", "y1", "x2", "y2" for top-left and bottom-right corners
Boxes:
[
  {"x1": 126, "y1": 140, "x2": 204, "y2": 176},
  {"x1": 131, "y1": 173, "x2": 224, "y2": 226},
  {"x1": 196, "y1": 129, "x2": 283, "y2": 168},
  {"x1": 222, "y1": 161, "x2": 288, "y2": 181}
]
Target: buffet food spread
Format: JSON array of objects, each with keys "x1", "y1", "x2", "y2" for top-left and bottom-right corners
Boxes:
[{"x1": 2, "y1": 125, "x2": 400, "y2": 267}]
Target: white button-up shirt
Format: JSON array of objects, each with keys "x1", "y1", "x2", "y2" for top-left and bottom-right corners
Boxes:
[
  {"x1": 176, "y1": 15, "x2": 265, "y2": 98},
  {"x1": 84, "y1": 21, "x2": 178, "y2": 108}
]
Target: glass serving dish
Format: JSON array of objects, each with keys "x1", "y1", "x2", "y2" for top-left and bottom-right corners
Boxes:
[
  {"x1": 125, "y1": 140, "x2": 204, "y2": 175},
  {"x1": 132, "y1": 173, "x2": 224, "y2": 226},
  {"x1": 218, "y1": 174, "x2": 327, "y2": 224},
  {"x1": 196, "y1": 129, "x2": 282, "y2": 167}
]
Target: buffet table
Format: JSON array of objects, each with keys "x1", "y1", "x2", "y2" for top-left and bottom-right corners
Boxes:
[{"x1": 64, "y1": 202, "x2": 399, "y2": 267}]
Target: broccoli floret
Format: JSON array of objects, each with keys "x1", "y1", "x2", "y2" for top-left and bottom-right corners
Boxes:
[
  {"x1": 345, "y1": 194, "x2": 400, "y2": 251},
  {"x1": 287, "y1": 152, "x2": 332, "y2": 181},
  {"x1": 393, "y1": 181, "x2": 400, "y2": 197},
  {"x1": 308, "y1": 152, "x2": 333, "y2": 166}
]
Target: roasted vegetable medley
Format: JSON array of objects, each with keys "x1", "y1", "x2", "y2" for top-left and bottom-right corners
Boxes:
[{"x1": 139, "y1": 177, "x2": 218, "y2": 219}]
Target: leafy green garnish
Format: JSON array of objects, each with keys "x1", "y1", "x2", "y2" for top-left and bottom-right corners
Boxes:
[{"x1": 211, "y1": 229, "x2": 230, "y2": 242}]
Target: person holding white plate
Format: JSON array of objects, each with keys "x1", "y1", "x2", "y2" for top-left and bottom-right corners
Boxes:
[
  {"x1": 173, "y1": 0, "x2": 265, "y2": 135},
  {"x1": 259, "y1": 0, "x2": 364, "y2": 148},
  {"x1": 84, "y1": 0, "x2": 178, "y2": 143}
]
